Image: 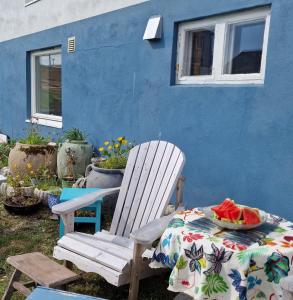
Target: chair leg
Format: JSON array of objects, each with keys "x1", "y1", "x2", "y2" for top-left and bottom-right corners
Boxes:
[
  {"x1": 128, "y1": 243, "x2": 144, "y2": 300},
  {"x1": 2, "y1": 269, "x2": 22, "y2": 300}
]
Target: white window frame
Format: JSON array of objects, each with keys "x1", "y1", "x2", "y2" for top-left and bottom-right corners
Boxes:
[
  {"x1": 176, "y1": 7, "x2": 271, "y2": 85},
  {"x1": 29, "y1": 48, "x2": 62, "y2": 128}
]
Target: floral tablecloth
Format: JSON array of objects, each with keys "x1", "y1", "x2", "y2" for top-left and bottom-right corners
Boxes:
[{"x1": 150, "y1": 208, "x2": 293, "y2": 300}]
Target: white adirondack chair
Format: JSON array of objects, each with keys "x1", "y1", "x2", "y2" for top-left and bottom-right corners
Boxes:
[{"x1": 52, "y1": 141, "x2": 185, "y2": 300}]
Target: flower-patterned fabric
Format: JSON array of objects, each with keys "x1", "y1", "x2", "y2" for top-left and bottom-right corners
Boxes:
[{"x1": 150, "y1": 208, "x2": 293, "y2": 299}]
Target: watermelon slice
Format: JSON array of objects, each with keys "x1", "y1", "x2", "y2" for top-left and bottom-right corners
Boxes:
[
  {"x1": 242, "y1": 207, "x2": 261, "y2": 225},
  {"x1": 212, "y1": 199, "x2": 241, "y2": 221}
]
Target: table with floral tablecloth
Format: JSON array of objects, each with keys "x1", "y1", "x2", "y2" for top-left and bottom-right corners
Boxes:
[{"x1": 150, "y1": 208, "x2": 293, "y2": 300}]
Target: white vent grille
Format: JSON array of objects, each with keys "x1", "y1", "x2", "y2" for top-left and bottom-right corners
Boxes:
[{"x1": 68, "y1": 37, "x2": 76, "y2": 53}]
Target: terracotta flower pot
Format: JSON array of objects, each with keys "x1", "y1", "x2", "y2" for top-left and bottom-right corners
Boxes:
[{"x1": 8, "y1": 143, "x2": 57, "y2": 176}]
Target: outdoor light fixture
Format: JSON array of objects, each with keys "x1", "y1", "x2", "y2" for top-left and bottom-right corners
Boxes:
[{"x1": 143, "y1": 15, "x2": 163, "y2": 40}]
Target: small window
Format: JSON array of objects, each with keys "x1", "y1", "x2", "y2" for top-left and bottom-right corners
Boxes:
[
  {"x1": 30, "y1": 48, "x2": 62, "y2": 128},
  {"x1": 176, "y1": 7, "x2": 271, "y2": 85}
]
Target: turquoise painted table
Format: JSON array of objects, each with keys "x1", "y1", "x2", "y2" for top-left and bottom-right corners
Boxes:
[
  {"x1": 26, "y1": 287, "x2": 106, "y2": 299},
  {"x1": 59, "y1": 188, "x2": 103, "y2": 237}
]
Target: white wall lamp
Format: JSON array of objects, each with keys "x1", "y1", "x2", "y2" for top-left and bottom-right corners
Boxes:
[{"x1": 143, "y1": 15, "x2": 163, "y2": 40}]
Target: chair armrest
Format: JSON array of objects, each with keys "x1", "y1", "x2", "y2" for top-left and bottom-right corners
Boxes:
[
  {"x1": 130, "y1": 213, "x2": 175, "y2": 245},
  {"x1": 52, "y1": 187, "x2": 120, "y2": 215}
]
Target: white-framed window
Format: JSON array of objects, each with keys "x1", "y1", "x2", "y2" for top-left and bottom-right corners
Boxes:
[
  {"x1": 25, "y1": 0, "x2": 41, "y2": 6},
  {"x1": 176, "y1": 7, "x2": 271, "y2": 85},
  {"x1": 30, "y1": 48, "x2": 62, "y2": 128}
]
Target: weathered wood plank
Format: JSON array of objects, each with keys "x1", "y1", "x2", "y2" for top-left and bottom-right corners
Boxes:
[
  {"x1": 140, "y1": 143, "x2": 175, "y2": 227},
  {"x1": 2, "y1": 269, "x2": 22, "y2": 300},
  {"x1": 6, "y1": 252, "x2": 79, "y2": 288},
  {"x1": 110, "y1": 145, "x2": 140, "y2": 235},
  {"x1": 94, "y1": 231, "x2": 134, "y2": 250},
  {"x1": 116, "y1": 142, "x2": 150, "y2": 236},
  {"x1": 53, "y1": 246, "x2": 129, "y2": 287},
  {"x1": 12, "y1": 282, "x2": 31, "y2": 297},
  {"x1": 124, "y1": 141, "x2": 160, "y2": 236},
  {"x1": 58, "y1": 236, "x2": 130, "y2": 273},
  {"x1": 131, "y1": 141, "x2": 168, "y2": 231},
  {"x1": 64, "y1": 232, "x2": 133, "y2": 260}
]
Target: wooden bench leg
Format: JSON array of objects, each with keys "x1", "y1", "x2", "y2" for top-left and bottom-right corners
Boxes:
[
  {"x1": 2, "y1": 269, "x2": 22, "y2": 300},
  {"x1": 128, "y1": 243, "x2": 144, "y2": 300}
]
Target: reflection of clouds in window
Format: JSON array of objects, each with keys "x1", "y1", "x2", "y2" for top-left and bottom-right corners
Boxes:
[{"x1": 39, "y1": 54, "x2": 61, "y2": 66}]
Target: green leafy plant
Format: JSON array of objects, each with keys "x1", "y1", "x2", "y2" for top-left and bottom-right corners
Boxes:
[
  {"x1": 63, "y1": 128, "x2": 86, "y2": 141},
  {"x1": 96, "y1": 136, "x2": 133, "y2": 169},
  {"x1": 0, "y1": 141, "x2": 15, "y2": 168},
  {"x1": 19, "y1": 120, "x2": 50, "y2": 145},
  {"x1": 7, "y1": 174, "x2": 32, "y2": 188}
]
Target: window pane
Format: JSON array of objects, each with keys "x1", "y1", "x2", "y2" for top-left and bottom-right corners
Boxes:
[
  {"x1": 224, "y1": 20, "x2": 265, "y2": 74},
  {"x1": 35, "y1": 52, "x2": 62, "y2": 116},
  {"x1": 183, "y1": 28, "x2": 214, "y2": 76}
]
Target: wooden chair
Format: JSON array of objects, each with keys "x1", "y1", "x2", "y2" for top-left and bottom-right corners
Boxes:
[{"x1": 52, "y1": 141, "x2": 185, "y2": 300}]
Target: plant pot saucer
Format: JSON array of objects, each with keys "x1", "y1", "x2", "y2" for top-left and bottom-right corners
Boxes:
[{"x1": 4, "y1": 197, "x2": 42, "y2": 215}]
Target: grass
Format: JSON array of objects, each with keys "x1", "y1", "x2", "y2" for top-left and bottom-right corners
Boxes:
[{"x1": 0, "y1": 199, "x2": 174, "y2": 299}]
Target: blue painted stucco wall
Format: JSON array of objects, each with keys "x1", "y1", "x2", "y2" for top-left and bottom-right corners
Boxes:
[{"x1": 1, "y1": 0, "x2": 293, "y2": 219}]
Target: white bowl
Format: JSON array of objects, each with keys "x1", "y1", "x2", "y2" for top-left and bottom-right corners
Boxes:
[{"x1": 203, "y1": 206, "x2": 267, "y2": 230}]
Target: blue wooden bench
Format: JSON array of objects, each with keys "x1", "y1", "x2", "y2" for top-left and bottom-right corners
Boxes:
[
  {"x1": 26, "y1": 287, "x2": 106, "y2": 300},
  {"x1": 59, "y1": 188, "x2": 103, "y2": 237}
]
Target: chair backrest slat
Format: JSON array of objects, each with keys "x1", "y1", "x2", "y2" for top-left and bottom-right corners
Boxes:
[{"x1": 110, "y1": 141, "x2": 185, "y2": 237}]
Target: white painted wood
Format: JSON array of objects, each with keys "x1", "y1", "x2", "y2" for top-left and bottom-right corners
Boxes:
[
  {"x1": 130, "y1": 213, "x2": 175, "y2": 245},
  {"x1": 155, "y1": 153, "x2": 185, "y2": 219},
  {"x1": 53, "y1": 246, "x2": 128, "y2": 287},
  {"x1": 176, "y1": 6, "x2": 271, "y2": 85},
  {"x1": 124, "y1": 141, "x2": 160, "y2": 236},
  {"x1": 53, "y1": 140, "x2": 185, "y2": 293},
  {"x1": 52, "y1": 187, "x2": 120, "y2": 214},
  {"x1": 110, "y1": 145, "x2": 140, "y2": 235},
  {"x1": 94, "y1": 231, "x2": 134, "y2": 250},
  {"x1": 148, "y1": 147, "x2": 182, "y2": 222},
  {"x1": 140, "y1": 143, "x2": 175, "y2": 227},
  {"x1": 64, "y1": 232, "x2": 133, "y2": 260},
  {"x1": 131, "y1": 141, "x2": 168, "y2": 232},
  {"x1": 62, "y1": 213, "x2": 74, "y2": 235},
  {"x1": 116, "y1": 142, "x2": 150, "y2": 236},
  {"x1": 57, "y1": 236, "x2": 129, "y2": 273}
]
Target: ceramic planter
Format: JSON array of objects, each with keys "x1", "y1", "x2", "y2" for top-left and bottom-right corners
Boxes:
[
  {"x1": 4, "y1": 197, "x2": 42, "y2": 215},
  {"x1": 34, "y1": 188, "x2": 50, "y2": 205},
  {"x1": 8, "y1": 143, "x2": 57, "y2": 176},
  {"x1": 48, "y1": 193, "x2": 60, "y2": 209},
  {"x1": 57, "y1": 141, "x2": 92, "y2": 179},
  {"x1": 85, "y1": 164, "x2": 124, "y2": 188}
]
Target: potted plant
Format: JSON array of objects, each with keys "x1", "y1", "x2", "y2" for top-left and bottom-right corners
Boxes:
[
  {"x1": 47, "y1": 187, "x2": 62, "y2": 209},
  {"x1": 2, "y1": 173, "x2": 41, "y2": 214},
  {"x1": 85, "y1": 136, "x2": 133, "y2": 188},
  {"x1": 8, "y1": 120, "x2": 57, "y2": 176},
  {"x1": 57, "y1": 128, "x2": 92, "y2": 183},
  {"x1": 34, "y1": 169, "x2": 61, "y2": 205}
]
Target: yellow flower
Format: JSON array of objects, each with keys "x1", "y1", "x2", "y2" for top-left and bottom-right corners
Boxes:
[
  {"x1": 114, "y1": 144, "x2": 119, "y2": 148},
  {"x1": 117, "y1": 137, "x2": 124, "y2": 142},
  {"x1": 199, "y1": 258, "x2": 206, "y2": 268},
  {"x1": 108, "y1": 145, "x2": 113, "y2": 150},
  {"x1": 98, "y1": 147, "x2": 104, "y2": 152},
  {"x1": 104, "y1": 141, "x2": 110, "y2": 146},
  {"x1": 30, "y1": 170, "x2": 34, "y2": 175},
  {"x1": 27, "y1": 163, "x2": 32, "y2": 169},
  {"x1": 122, "y1": 139, "x2": 128, "y2": 145}
]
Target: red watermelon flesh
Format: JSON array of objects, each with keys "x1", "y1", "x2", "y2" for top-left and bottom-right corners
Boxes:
[
  {"x1": 212, "y1": 199, "x2": 241, "y2": 220},
  {"x1": 242, "y1": 207, "x2": 261, "y2": 225}
]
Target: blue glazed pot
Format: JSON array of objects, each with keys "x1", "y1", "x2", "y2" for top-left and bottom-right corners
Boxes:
[{"x1": 48, "y1": 194, "x2": 60, "y2": 209}]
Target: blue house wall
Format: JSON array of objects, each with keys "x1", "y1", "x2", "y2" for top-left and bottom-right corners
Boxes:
[{"x1": 1, "y1": 0, "x2": 293, "y2": 219}]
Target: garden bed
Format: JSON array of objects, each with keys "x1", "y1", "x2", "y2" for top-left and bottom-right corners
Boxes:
[{"x1": 0, "y1": 199, "x2": 173, "y2": 300}]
